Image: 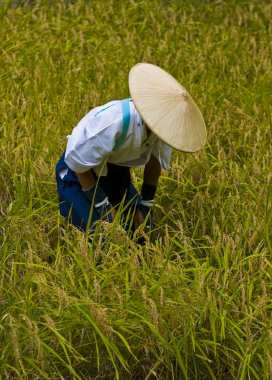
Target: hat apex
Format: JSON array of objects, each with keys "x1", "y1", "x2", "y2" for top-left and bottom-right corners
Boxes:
[{"x1": 129, "y1": 63, "x2": 207, "y2": 152}]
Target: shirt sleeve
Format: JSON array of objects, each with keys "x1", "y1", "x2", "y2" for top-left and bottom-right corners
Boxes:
[
  {"x1": 64, "y1": 105, "x2": 123, "y2": 174},
  {"x1": 151, "y1": 139, "x2": 172, "y2": 170}
]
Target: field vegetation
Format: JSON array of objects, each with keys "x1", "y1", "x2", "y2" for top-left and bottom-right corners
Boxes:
[{"x1": 0, "y1": 0, "x2": 271, "y2": 378}]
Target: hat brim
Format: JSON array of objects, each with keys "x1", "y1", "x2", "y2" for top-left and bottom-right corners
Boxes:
[{"x1": 129, "y1": 63, "x2": 207, "y2": 152}]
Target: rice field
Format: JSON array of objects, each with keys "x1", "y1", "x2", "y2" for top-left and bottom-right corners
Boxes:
[{"x1": 0, "y1": 0, "x2": 272, "y2": 379}]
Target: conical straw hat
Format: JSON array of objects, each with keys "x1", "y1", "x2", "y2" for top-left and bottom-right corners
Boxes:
[{"x1": 129, "y1": 63, "x2": 207, "y2": 152}]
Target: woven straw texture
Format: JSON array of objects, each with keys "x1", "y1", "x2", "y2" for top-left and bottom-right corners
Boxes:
[{"x1": 129, "y1": 63, "x2": 207, "y2": 152}]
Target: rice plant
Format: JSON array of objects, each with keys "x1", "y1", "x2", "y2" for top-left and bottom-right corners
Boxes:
[{"x1": 1, "y1": 0, "x2": 271, "y2": 378}]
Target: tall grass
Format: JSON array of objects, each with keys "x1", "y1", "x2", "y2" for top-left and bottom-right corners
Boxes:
[{"x1": 0, "y1": 0, "x2": 271, "y2": 378}]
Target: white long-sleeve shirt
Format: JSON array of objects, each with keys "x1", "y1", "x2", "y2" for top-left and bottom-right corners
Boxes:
[{"x1": 64, "y1": 99, "x2": 172, "y2": 176}]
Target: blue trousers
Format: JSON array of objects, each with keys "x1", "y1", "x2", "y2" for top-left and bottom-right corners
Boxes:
[{"x1": 56, "y1": 152, "x2": 141, "y2": 231}]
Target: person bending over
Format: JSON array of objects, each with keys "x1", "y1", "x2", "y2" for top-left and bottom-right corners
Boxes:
[{"x1": 56, "y1": 63, "x2": 207, "y2": 236}]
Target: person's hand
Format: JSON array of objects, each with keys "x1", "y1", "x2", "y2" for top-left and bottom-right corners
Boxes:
[
  {"x1": 134, "y1": 203, "x2": 155, "y2": 245},
  {"x1": 111, "y1": 207, "x2": 117, "y2": 220},
  {"x1": 137, "y1": 203, "x2": 154, "y2": 231},
  {"x1": 134, "y1": 203, "x2": 154, "y2": 231},
  {"x1": 134, "y1": 207, "x2": 145, "y2": 229}
]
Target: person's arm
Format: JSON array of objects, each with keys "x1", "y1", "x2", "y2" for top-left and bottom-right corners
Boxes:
[
  {"x1": 76, "y1": 169, "x2": 96, "y2": 190},
  {"x1": 134, "y1": 154, "x2": 161, "y2": 229},
  {"x1": 143, "y1": 153, "x2": 161, "y2": 186}
]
